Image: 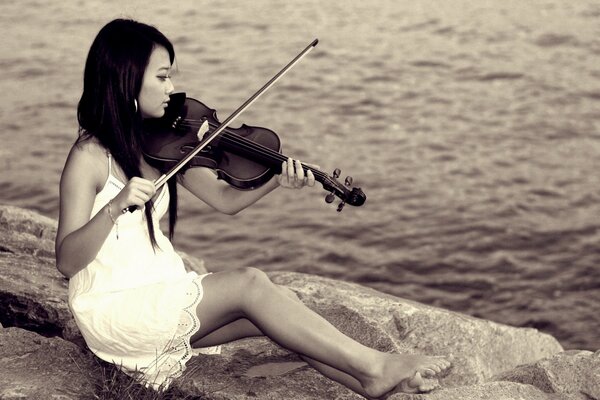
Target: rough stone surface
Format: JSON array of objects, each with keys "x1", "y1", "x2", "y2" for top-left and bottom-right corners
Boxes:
[
  {"x1": 0, "y1": 205, "x2": 80, "y2": 344},
  {"x1": 0, "y1": 327, "x2": 97, "y2": 400},
  {"x1": 494, "y1": 350, "x2": 600, "y2": 399},
  {"x1": 393, "y1": 381, "x2": 567, "y2": 400},
  {"x1": 272, "y1": 272, "x2": 565, "y2": 386},
  {"x1": 1, "y1": 204, "x2": 597, "y2": 400}
]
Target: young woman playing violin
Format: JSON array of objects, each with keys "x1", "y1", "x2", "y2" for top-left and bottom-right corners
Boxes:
[{"x1": 55, "y1": 18, "x2": 450, "y2": 398}]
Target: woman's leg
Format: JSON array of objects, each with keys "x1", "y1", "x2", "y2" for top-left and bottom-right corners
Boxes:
[
  {"x1": 193, "y1": 317, "x2": 439, "y2": 398},
  {"x1": 191, "y1": 317, "x2": 262, "y2": 347},
  {"x1": 191, "y1": 269, "x2": 450, "y2": 398},
  {"x1": 192, "y1": 314, "x2": 379, "y2": 397}
]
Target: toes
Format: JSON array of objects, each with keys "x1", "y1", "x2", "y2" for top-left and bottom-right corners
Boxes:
[
  {"x1": 409, "y1": 372, "x2": 439, "y2": 393},
  {"x1": 421, "y1": 358, "x2": 449, "y2": 375},
  {"x1": 404, "y1": 371, "x2": 424, "y2": 394},
  {"x1": 419, "y1": 379, "x2": 439, "y2": 392},
  {"x1": 408, "y1": 371, "x2": 424, "y2": 387},
  {"x1": 430, "y1": 357, "x2": 452, "y2": 371},
  {"x1": 385, "y1": 355, "x2": 451, "y2": 397},
  {"x1": 429, "y1": 364, "x2": 442, "y2": 373},
  {"x1": 393, "y1": 371, "x2": 422, "y2": 395},
  {"x1": 439, "y1": 359, "x2": 452, "y2": 370},
  {"x1": 417, "y1": 357, "x2": 452, "y2": 381},
  {"x1": 392, "y1": 370, "x2": 441, "y2": 395}
]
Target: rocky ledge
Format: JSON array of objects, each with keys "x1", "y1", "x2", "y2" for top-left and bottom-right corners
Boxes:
[{"x1": 0, "y1": 204, "x2": 598, "y2": 400}]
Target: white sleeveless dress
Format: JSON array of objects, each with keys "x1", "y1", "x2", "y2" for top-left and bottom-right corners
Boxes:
[{"x1": 68, "y1": 153, "x2": 219, "y2": 389}]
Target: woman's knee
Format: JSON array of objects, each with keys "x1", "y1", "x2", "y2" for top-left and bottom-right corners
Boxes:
[
  {"x1": 237, "y1": 266, "x2": 270, "y2": 282},
  {"x1": 235, "y1": 267, "x2": 273, "y2": 297},
  {"x1": 229, "y1": 268, "x2": 301, "y2": 305}
]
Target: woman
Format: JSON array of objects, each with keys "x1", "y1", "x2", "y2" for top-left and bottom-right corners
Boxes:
[{"x1": 55, "y1": 18, "x2": 450, "y2": 398}]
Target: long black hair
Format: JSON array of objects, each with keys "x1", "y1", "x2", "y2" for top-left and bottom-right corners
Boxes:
[{"x1": 77, "y1": 18, "x2": 179, "y2": 247}]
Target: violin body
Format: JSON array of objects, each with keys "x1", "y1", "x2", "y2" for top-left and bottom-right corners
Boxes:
[
  {"x1": 143, "y1": 93, "x2": 282, "y2": 189},
  {"x1": 141, "y1": 93, "x2": 366, "y2": 210}
]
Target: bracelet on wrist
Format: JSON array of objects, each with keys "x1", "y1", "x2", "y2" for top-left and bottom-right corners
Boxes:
[{"x1": 107, "y1": 199, "x2": 119, "y2": 239}]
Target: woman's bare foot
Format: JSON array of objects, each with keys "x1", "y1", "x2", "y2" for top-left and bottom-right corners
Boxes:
[
  {"x1": 361, "y1": 353, "x2": 451, "y2": 398},
  {"x1": 386, "y1": 371, "x2": 437, "y2": 396}
]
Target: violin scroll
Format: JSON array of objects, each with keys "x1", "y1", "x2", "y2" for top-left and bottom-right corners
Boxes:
[{"x1": 322, "y1": 167, "x2": 366, "y2": 212}]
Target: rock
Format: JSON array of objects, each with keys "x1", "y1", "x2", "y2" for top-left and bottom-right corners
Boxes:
[
  {"x1": 395, "y1": 381, "x2": 563, "y2": 400},
  {"x1": 0, "y1": 205, "x2": 80, "y2": 344},
  {"x1": 271, "y1": 272, "x2": 563, "y2": 387},
  {"x1": 2, "y1": 204, "x2": 596, "y2": 400},
  {"x1": 177, "y1": 249, "x2": 209, "y2": 275},
  {"x1": 494, "y1": 350, "x2": 600, "y2": 399},
  {"x1": 0, "y1": 205, "x2": 57, "y2": 251},
  {"x1": 0, "y1": 327, "x2": 97, "y2": 400}
]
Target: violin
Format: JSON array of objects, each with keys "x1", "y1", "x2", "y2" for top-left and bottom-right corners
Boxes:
[{"x1": 141, "y1": 93, "x2": 366, "y2": 212}]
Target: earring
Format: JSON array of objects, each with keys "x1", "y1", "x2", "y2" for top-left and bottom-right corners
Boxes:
[{"x1": 134, "y1": 99, "x2": 138, "y2": 113}]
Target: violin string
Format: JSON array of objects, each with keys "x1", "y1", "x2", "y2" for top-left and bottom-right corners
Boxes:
[
  {"x1": 218, "y1": 134, "x2": 324, "y2": 176},
  {"x1": 176, "y1": 120, "x2": 332, "y2": 183},
  {"x1": 215, "y1": 132, "x2": 331, "y2": 183},
  {"x1": 176, "y1": 121, "x2": 281, "y2": 162},
  {"x1": 179, "y1": 118, "x2": 205, "y2": 123},
  {"x1": 180, "y1": 122, "x2": 332, "y2": 184},
  {"x1": 223, "y1": 138, "x2": 335, "y2": 189}
]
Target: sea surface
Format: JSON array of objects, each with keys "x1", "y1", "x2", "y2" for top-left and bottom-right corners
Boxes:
[{"x1": 1, "y1": 0, "x2": 599, "y2": 350}]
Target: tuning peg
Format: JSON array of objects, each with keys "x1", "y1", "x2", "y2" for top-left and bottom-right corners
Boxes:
[
  {"x1": 337, "y1": 201, "x2": 345, "y2": 212},
  {"x1": 333, "y1": 168, "x2": 341, "y2": 179},
  {"x1": 325, "y1": 193, "x2": 335, "y2": 203},
  {"x1": 345, "y1": 176, "x2": 353, "y2": 186}
]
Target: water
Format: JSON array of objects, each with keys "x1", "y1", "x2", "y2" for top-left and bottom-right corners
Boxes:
[{"x1": 1, "y1": 0, "x2": 599, "y2": 350}]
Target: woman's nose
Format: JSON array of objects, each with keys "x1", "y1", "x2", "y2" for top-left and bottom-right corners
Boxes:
[{"x1": 166, "y1": 79, "x2": 174, "y2": 94}]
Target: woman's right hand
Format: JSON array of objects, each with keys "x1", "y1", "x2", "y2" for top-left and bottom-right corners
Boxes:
[{"x1": 112, "y1": 177, "x2": 157, "y2": 212}]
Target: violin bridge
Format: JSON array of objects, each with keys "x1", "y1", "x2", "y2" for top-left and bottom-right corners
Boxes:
[{"x1": 197, "y1": 119, "x2": 210, "y2": 142}]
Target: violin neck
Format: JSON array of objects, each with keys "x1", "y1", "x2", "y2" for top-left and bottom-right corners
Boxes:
[{"x1": 218, "y1": 131, "x2": 364, "y2": 208}]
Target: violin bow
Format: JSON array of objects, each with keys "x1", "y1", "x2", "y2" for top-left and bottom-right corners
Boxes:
[{"x1": 153, "y1": 39, "x2": 319, "y2": 190}]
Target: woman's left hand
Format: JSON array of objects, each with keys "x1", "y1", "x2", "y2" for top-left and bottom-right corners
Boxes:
[{"x1": 278, "y1": 157, "x2": 317, "y2": 189}]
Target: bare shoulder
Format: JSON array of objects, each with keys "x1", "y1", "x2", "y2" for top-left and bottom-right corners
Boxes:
[
  {"x1": 69, "y1": 136, "x2": 106, "y2": 159},
  {"x1": 56, "y1": 137, "x2": 109, "y2": 255},
  {"x1": 62, "y1": 137, "x2": 108, "y2": 193}
]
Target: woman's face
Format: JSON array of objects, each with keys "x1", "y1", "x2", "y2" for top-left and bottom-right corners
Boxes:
[{"x1": 138, "y1": 46, "x2": 174, "y2": 119}]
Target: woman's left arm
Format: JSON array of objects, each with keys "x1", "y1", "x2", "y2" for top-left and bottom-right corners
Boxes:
[{"x1": 179, "y1": 158, "x2": 315, "y2": 215}]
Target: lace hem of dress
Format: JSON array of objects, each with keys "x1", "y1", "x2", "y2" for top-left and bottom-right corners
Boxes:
[{"x1": 139, "y1": 274, "x2": 221, "y2": 390}]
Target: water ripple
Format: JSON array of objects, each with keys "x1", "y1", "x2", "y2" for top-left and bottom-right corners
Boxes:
[{"x1": 533, "y1": 33, "x2": 579, "y2": 47}]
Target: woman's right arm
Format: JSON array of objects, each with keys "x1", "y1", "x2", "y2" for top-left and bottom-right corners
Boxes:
[
  {"x1": 55, "y1": 143, "x2": 155, "y2": 278},
  {"x1": 55, "y1": 143, "x2": 114, "y2": 278}
]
